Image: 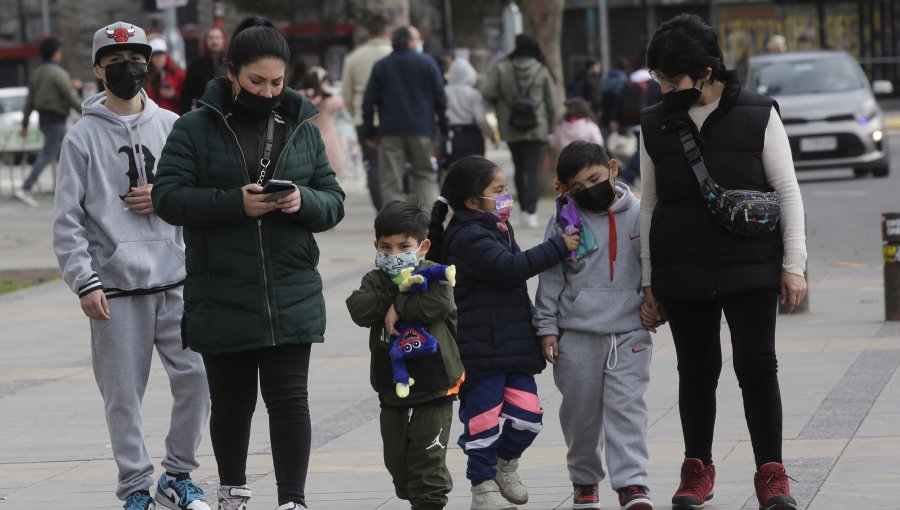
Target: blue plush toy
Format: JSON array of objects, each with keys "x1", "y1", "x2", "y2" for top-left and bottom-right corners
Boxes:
[
  {"x1": 389, "y1": 323, "x2": 439, "y2": 398},
  {"x1": 388, "y1": 264, "x2": 456, "y2": 398}
]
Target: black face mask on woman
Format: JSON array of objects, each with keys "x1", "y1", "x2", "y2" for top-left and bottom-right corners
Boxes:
[
  {"x1": 662, "y1": 80, "x2": 704, "y2": 113},
  {"x1": 573, "y1": 178, "x2": 617, "y2": 212},
  {"x1": 103, "y1": 61, "x2": 148, "y2": 100},
  {"x1": 234, "y1": 87, "x2": 283, "y2": 116}
]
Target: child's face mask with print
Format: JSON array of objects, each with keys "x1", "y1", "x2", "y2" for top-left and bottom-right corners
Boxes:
[{"x1": 374, "y1": 234, "x2": 426, "y2": 277}]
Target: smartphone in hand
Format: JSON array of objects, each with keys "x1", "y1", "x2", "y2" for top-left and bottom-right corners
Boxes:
[{"x1": 251, "y1": 179, "x2": 296, "y2": 202}]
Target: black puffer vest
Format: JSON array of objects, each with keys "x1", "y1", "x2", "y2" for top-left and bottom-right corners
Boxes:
[{"x1": 641, "y1": 73, "x2": 783, "y2": 299}]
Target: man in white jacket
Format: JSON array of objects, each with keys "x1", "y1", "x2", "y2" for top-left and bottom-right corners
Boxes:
[{"x1": 52, "y1": 21, "x2": 210, "y2": 510}]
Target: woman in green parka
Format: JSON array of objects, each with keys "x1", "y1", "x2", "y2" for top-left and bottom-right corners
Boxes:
[{"x1": 152, "y1": 17, "x2": 344, "y2": 510}]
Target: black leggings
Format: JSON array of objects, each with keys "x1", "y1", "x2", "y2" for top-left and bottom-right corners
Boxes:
[
  {"x1": 661, "y1": 290, "x2": 783, "y2": 469},
  {"x1": 203, "y1": 343, "x2": 312, "y2": 506},
  {"x1": 507, "y1": 140, "x2": 544, "y2": 214}
]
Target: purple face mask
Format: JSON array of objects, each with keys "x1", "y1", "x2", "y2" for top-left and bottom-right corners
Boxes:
[{"x1": 481, "y1": 193, "x2": 514, "y2": 223}]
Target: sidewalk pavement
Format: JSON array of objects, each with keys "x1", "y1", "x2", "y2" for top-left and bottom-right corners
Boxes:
[{"x1": 1, "y1": 149, "x2": 900, "y2": 509}]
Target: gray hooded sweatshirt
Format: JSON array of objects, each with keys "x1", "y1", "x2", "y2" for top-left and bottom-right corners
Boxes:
[
  {"x1": 445, "y1": 58, "x2": 493, "y2": 138},
  {"x1": 53, "y1": 91, "x2": 184, "y2": 298},
  {"x1": 533, "y1": 181, "x2": 644, "y2": 337}
]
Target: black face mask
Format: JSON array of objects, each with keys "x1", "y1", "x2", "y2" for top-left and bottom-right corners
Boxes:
[
  {"x1": 573, "y1": 178, "x2": 617, "y2": 212},
  {"x1": 234, "y1": 87, "x2": 283, "y2": 116},
  {"x1": 103, "y1": 61, "x2": 147, "y2": 100},
  {"x1": 662, "y1": 81, "x2": 704, "y2": 113}
]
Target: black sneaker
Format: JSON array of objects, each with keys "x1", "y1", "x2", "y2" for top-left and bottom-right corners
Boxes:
[{"x1": 617, "y1": 485, "x2": 653, "y2": 510}]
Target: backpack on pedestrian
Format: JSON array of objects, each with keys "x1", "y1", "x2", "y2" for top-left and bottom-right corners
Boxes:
[
  {"x1": 617, "y1": 80, "x2": 649, "y2": 126},
  {"x1": 507, "y1": 63, "x2": 540, "y2": 131}
]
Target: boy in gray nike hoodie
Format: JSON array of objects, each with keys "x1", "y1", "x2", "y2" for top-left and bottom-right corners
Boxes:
[
  {"x1": 52, "y1": 22, "x2": 210, "y2": 510},
  {"x1": 534, "y1": 141, "x2": 653, "y2": 510}
]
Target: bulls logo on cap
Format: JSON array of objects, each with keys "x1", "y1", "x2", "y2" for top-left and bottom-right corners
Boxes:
[{"x1": 106, "y1": 26, "x2": 136, "y2": 43}]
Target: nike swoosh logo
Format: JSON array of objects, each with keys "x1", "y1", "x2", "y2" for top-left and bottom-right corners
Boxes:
[
  {"x1": 632, "y1": 347, "x2": 647, "y2": 353},
  {"x1": 629, "y1": 234, "x2": 640, "y2": 240}
]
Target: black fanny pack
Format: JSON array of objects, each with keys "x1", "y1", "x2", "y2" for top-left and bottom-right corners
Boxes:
[{"x1": 678, "y1": 126, "x2": 781, "y2": 237}]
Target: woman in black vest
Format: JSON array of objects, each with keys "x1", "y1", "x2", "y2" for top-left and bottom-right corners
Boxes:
[{"x1": 637, "y1": 15, "x2": 807, "y2": 510}]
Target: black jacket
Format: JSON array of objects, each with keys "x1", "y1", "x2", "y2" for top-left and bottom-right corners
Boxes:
[
  {"x1": 436, "y1": 210, "x2": 567, "y2": 379},
  {"x1": 362, "y1": 47, "x2": 448, "y2": 139},
  {"x1": 641, "y1": 72, "x2": 783, "y2": 299},
  {"x1": 179, "y1": 54, "x2": 226, "y2": 114}
]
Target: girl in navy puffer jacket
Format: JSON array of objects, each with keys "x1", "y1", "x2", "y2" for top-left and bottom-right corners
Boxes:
[{"x1": 426, "y1": 156, "x2": 579, "y2": 508}]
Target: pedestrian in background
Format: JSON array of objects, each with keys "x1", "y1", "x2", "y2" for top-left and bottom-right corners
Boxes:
[
  {"x1": 153, "y1": 16, "x2": 345, "y2": 510},
  {"x1": 548, "y1": 98, "x2": 604, "y2": 151},
  {"x1": 362, "y1": 25, "x2": 448, "y2": 211},
  {"x1": 599, "y1": 55, "x2": 629, "y2": 138},
  {"x1": 567, "y1": 58, "x2": 604, "y2": 119},
  {"x1": 53, "y1": 21, "x2": 210, "y2": 510},
  {"x1": 342, "y1": 13, "x2": 392, "y2": 211},
  {"x1": 426, "y1": 157, "x2": 579, "y2": 510},
  {"x1": 145, "y1": 37, "x2": 185, "y2": 114},
  {"x1": 482, "y1": 33, "x2": 556, "y2": 229},
  {"x1": 638, "y1": 14, "x2": 807, "y2": 510},
  {"x1": 445, "y1": 58, "x2": 496, "y2": 166},
  {"x1": 15, "y1": 37, "x2": 82, "y2": 207},
  {"x1": 300, "y1": 66, "x2": 346, "y2": 175},
  {"x1": 610, "y1": 68, "x2": 661, "y2": 186},
  {"x1": 180, "y1": 26, "x2": 227, "y2": 113},
  {"x1": 346, "y1": 201, "x2": 465, "y2": 510}
]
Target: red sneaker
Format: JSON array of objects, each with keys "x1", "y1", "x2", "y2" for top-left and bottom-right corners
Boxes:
[
  {"x1": 617, "y1": 485, "x2": 653, "y2": 509},
  {"x1": 671, "y1": 458, "x2": 715, "y2": 509},
  {"x1": 573, "y1": 483, "x2": 601, "y2": 510},
  {"x1": 754, "y1": 462, "x2": 798, "y2": 510}
]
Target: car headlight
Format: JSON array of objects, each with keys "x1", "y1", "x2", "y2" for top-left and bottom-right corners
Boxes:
[
  {"x1": 873, "y1": 130, "x2": 884, "y2": 142},
  {"x1": 856, "y1": 100, "x2": 879, "y2": 125}
]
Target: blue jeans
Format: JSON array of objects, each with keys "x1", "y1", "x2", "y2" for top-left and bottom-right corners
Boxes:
[{"x1": 23, "y1": 115, "x2": 66, "y2": 192}]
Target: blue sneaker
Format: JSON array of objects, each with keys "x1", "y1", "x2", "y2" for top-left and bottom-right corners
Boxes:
[
  {"x1": 124, "y1": 491, "x2": 155, "y2": 510},
  {"x1": 154, "y1": 473, "x2": 210, "y2": 510}
]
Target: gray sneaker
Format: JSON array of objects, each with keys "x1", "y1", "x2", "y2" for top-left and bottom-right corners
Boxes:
[
  {"x1": 471, "y1": 479, "x2": 516, "y2": 510},
  {"x1": 274, "y1": 503, "x2": 308, "y2": 510},
  {"x1": 494, "y1": 457, "x2": 528, "y2": 504},
  {"x1": 13, "y1": 188, "x2": 38, "y2": 207},
  {"x1": 217, "y1": 485, "x2": 251, "y2": 510}
]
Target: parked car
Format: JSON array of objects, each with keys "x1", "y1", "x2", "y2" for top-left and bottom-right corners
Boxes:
[
  {"x1": 0, "y1": 86, "x2": 42, "y2": 163},
  {"x1": 746, "y1": 50, "x2": 893, "y2": 177}
]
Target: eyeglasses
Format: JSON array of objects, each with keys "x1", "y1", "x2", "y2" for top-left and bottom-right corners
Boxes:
[{"x1": 650, "y1": 71, "x2": 683, "y2": 89}]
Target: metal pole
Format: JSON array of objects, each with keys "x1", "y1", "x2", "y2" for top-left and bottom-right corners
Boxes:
[
  {"x1": 597, "y1": 0, "x2": 610, "y2": 76},
  {"x1": 163, "y1": 7, "x2": 186, "y2": 69},
  {"x1": 40, "y1": 0, "x2": 50, "y2": 35},
  {"x1": 883, "y1": 213, "x2": 900, "y2": 321}
]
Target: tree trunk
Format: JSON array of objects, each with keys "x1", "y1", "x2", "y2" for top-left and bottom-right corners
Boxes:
[
  {"x1": 520, "y1": 0, "x2": 566, "y2": 118},
  {"x1": 351, "y1": 0, "x2": 410, "y2": 28}
]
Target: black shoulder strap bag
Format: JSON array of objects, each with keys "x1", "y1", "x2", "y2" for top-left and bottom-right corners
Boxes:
[{"x1": 678, "y1": 125, "x2": 781, "y2": 237}]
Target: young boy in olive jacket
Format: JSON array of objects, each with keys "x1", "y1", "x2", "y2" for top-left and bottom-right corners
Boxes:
[{"x1": 346, "y1": 201, "x2": 465, "y2": 510}]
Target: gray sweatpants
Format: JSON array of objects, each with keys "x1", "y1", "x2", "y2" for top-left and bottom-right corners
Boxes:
[
  {"x1": 89, "y1": 288, "x2": 210, "y2": 500},
  {"x1": 553, "y1": 328, "x2": 651, "y2": 489}
]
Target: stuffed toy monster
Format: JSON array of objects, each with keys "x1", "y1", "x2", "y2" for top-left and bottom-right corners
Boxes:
[{"x1": 388, "y1": 264, "x2": 456, "y2": 397}]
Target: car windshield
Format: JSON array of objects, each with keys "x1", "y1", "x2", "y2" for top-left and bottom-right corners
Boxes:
[
  {"x1": 0, "y1": 94, "x2": 25, "y2": 114},
  {"x1": 748, "y1": 56, "x2": 866, "y2": 96}
]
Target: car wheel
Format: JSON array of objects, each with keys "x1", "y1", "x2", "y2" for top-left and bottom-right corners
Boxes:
[
  {"x1": 853, "y1": 168, "x2": 870, "y2": 178},
  {"x1": 872, "y1": 165, "x2": 889, "y2": 178}
]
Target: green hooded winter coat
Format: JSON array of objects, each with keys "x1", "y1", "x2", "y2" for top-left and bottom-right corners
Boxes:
[{"x1": 152, "y1": 79, "x2": 345, "y2": 354}]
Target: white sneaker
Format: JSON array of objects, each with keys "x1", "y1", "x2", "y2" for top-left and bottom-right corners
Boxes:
[
  {"x1": 524, "y1": 213, "x2": 539, "y2": 229},
  {"x1": 471, "y1": 479, "x2": 517, "y2": 510},
  {"x1": 217, "y1": 485, "x2": 251, "y2": 510},
  {"x1": 13, "y1": 188, "x2": 38, "y2": 207},
  {"x1": 494, "y1": 457, "x2": 528, "y2": 504},
  {"x1": 274, "y1": 503, "x2": 308, "y2": 510}
]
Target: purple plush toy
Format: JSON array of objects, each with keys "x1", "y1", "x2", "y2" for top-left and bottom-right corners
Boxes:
[{"x1": 556, "y1": 194, "x2": 583, "y2": 260}]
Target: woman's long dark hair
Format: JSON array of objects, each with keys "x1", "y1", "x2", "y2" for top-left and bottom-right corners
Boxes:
[
  {"x1": 426, "y1": 156, "x2": 500, "y2": 261},
  {"x1": 507, "y1": 33, "x2": 555, "y2": 82}
]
